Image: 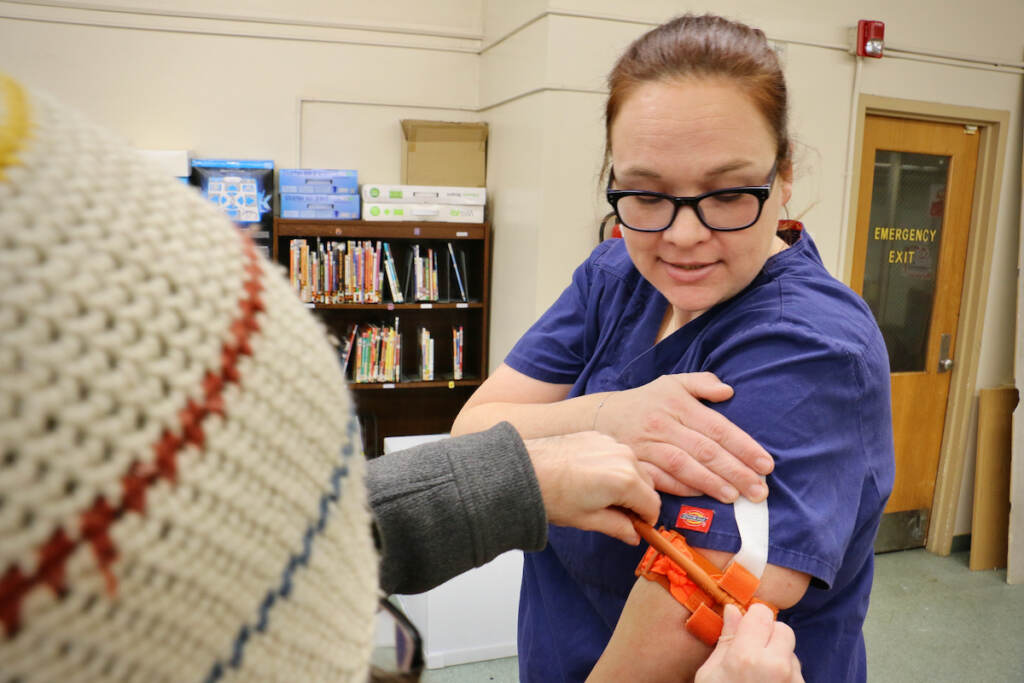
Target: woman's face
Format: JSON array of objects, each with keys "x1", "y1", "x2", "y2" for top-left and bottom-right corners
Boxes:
[{"x1": 610, "y1": 77, "x2": 792, "y2": 324}]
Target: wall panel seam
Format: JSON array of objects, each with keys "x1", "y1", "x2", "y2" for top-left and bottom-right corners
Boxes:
[
  {"x1": 3, "y1": 0, "x2": 482, "y2": 39},
  {"x1": 0, "y1": 13, "x2": 480, "y2": 53}
]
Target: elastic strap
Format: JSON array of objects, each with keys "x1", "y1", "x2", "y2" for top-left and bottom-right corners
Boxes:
[{"x1": 634, "y1": 527, "x2": 777, "y2": 645}]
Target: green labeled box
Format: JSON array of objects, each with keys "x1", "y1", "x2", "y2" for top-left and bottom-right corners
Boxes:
[{"x1": 363, "y1": 202, "x2": 484, "y2": 223}]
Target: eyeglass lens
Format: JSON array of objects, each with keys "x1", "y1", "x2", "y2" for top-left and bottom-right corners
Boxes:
[
  {"x1": 394, "y1": 620, "x2": 418, "y2": 672},
  {"x1": 616, "y1": 191, "x2": 762, "y2": 231},
  {"x1": 378, "y1": 598, "x2": 424, "y2": 676}
]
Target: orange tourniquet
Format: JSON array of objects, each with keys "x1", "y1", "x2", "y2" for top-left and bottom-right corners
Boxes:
[{"x1": 634, "y1": 527, "x2": 778, "y2": 647}]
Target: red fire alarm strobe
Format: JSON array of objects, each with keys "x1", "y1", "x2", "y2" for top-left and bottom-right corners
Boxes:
[{"x1": 856, "y1": 20, "x2": 885, "y2": 58}]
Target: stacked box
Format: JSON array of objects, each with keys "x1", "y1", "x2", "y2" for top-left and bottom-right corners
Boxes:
[
  {"x1": 189, "y1": 158, "x2": 274, "y2": 256},
  {"x1": 361, "y1": 184, "x2": 486, "y2": 206},
  {"x1": 361, "y1": 183, "x2": 485, "y2": 223},
  {"x1": 278, "y1": 168, "x2": 360, "y2": 219},
  {"x1": 280, "y1": 193, "x2": 361, "y2": 220},
  {"x1": 363, "y1": 203, "x2": 484, "y2": 223},
  {"x1": 279, "y1": 169, "x2": 358, "y2": 195}
]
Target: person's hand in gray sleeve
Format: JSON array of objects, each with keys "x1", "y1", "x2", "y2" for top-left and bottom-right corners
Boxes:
[
  {"x1": 368, "y1": 423, "x2": 660, "y2": 595},
  {"x1": 524, "y1": 430, "x2": 660, "y2": 545}
]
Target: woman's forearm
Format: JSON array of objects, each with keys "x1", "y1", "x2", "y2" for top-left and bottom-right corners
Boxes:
[{"x1": 451, "y1": 391, "x2": 613, "y2": 438}]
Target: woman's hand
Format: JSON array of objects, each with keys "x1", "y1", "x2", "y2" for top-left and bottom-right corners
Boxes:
[
  {"x1": 525, "y1": 431, "x2": 661, "y2": 545},
  {"x1": 594, "y1": 372, "x2": 772, "y2": 503},
  {"x1": 696, "y1": 604, "x2": 804, "y2": 683}
]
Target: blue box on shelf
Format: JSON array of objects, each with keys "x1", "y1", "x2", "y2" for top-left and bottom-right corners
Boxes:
[
  {"x1": 280, "y1": 193, "x2": 361, "y2": 219},
  {"x1": 189, "y1": 158, "x2": 274, "y2": 224},
  {"x1": 278, "y1": 169, "x2": 358, "y2": 195}
]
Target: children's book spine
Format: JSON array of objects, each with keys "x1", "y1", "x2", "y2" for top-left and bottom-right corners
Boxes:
[
  {"x1": 447, "y1": 241, "x2": 467, "y2": 302},
  {"x1": 299, "y1": 241, "x2": 310, "y2": 302},
  {"x1": 429, "y1": 248, "x2": 438, "y2": 301},
  {"x1": 414, "y1": 245, "x2": 424, "y2": 301},
  {"x1": 383, "y1": 242, "x2": 404, "y2": 303}
]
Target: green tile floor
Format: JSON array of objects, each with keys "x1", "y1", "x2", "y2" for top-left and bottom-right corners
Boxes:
[{"x1": 384, "y1": 549, "x2": 1023, "y2": 682}]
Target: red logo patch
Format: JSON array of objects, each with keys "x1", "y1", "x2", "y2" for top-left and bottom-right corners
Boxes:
[{"x1": 676, "y1": 505, "x2": 714, "y2": 533}]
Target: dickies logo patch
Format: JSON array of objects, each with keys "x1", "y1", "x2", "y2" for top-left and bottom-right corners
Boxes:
[{"x1": 676, "y1": 505, "x2": 714, "y2": 533}]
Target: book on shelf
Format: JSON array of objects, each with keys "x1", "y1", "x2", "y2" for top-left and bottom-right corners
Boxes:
[
  {"x1": 430, "y1": 248, "x2": 438, "y2": 301},
  {"x1": 289, "y1": 239, "x2": 308, "y2": 300},
  {"x1": 369, "y1": 241, "x2": 382, "y2": 304},
  {"x1": 402, "y1": 247, "x2": 415, "y2": 302},
  {"x1": 452, "y1": 325, "x2": 464, "y2": 380},
  {"x1": 339, "y1": 322, "x2": 358, "y2": 375},
  {"x1": 413, "y1": 245, "x2": 424, "y2": 301},
  {"x1": 352, "y1": 317, "x2": 401, "y2": 383},
  {"x1": 289, "y1": 238, "x2": 476, "y2": 306},
  {"x1": 288, "y1": 238, "x2": 399, "y2": 304},
  {"x1": 459, "y1": 250, "x2": 469, "y2": 301},
  {"x1": 411, "y1": 245, "x2": 440, "y2": 302},
  {"x1": 447, "y1": 242, "x2": 468, "y2": 302},
  {"x1": 418, "y1": 326, "x2": 434, "y2": 381},
  {"x1": 382, "y1": 242, "x2": 404, "y2": 303}
]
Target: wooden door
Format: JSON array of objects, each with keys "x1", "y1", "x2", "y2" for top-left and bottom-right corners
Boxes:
[{"x1": 850, "y1": 115, "x2": 980, "y2": 551}]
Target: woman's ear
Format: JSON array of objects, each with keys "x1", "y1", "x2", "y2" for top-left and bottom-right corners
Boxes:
[
  {"x1": 778, "y1": 157, "x2": 794, "y2": 208},
  {"x1": 780, "y1": 177, "x2": 793, "y2": 207}
]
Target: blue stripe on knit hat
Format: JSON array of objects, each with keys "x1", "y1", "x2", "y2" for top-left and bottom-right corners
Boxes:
[{"x1": 204, "y1": 417, "x2": 363, "y2": 681}]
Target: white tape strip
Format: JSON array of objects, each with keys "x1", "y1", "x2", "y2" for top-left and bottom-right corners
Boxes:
[{"x1": 732, "y1": 475, "x2": 769, "y2": 578}]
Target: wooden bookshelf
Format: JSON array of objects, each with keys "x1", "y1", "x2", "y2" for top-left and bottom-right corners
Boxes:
[{"x1": 273, "y1": 217, "x2": 491, "y2": 456}]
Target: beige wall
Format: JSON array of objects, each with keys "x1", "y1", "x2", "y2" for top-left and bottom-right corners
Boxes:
[
  {"x1": 0, "y1": 1, "x2": 481, "y2": 163},
  {"x1": 3, "y1": 0, "x2": 1023, "y2": 536}
]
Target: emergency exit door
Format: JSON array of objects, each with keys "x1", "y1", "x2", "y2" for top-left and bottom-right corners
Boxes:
[{"x1": 850, "y1": 115, "x2": 980, "y2": 552}]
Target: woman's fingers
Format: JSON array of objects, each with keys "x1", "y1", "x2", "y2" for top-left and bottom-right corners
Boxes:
[
  {"x1": 598, "y1": 373, "x2": 772, "y2": 503},
  {"x1": 697, "y1": 603, "x2": 803, "y2": 683},
  {"x1": 635, "y1": 429, "x2": 765, "y2": 503},
  {"x1": 732, "y1": 602, "x2": 777, "y2": 648},
  {"x1": 638, "y1": 441, "x2": 741, "y2": 502},
  {"x1": 671, "y1": 374, "x2": 774, "y2": 474}
]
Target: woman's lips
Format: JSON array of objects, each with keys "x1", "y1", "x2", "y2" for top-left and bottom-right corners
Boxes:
[{"x1": 660, "y1": 257, "x2": 718, "y2": 282}]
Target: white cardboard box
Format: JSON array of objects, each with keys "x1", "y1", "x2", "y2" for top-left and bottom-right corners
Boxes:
[
  {"x1": 363, "y1": 203, "x2": 484, "y2": 223},
  {"x1": 361, "y1": 184, "x2": 486, "y2": 206}
]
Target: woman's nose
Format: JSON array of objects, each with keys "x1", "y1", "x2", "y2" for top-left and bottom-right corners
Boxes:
[{"x1": 662, "y1": 203, "x2": 711, "y2": 247}]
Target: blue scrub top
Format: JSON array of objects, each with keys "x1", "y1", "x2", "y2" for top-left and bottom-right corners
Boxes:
[{"x1": 505, "y1": 231, "x2": 895, "y2": 683}]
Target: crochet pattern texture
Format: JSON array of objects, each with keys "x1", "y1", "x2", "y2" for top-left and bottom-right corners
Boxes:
[{"x1": 0, "y1": 76, "x2": 378, "y2": 682}]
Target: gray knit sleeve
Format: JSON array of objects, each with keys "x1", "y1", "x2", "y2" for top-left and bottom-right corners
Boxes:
[{"x1": 366, "y1": 422, "x2": 548, "y2": 595}]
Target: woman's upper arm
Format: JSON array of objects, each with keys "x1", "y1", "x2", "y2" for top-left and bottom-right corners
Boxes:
[{"x1": 700, "y1": 548, "x2": 810, "y2": 610}]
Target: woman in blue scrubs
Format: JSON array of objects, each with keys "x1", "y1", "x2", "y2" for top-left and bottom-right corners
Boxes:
[{"x1": 452, "y1": 13, "x2": 894, "y2": 683}]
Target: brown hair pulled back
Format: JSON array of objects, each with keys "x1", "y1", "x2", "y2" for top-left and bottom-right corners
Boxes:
[{"x1": 605, "y1": 14, "x2": 791, "y2": 173}]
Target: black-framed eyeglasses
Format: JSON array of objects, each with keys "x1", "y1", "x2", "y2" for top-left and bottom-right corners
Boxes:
[
  {"x1": 606, "y1": 161, "x2": 778, "y2": 232},
  {"x1": 374, "y1": 598, "x2": 424, "y2": 682}
]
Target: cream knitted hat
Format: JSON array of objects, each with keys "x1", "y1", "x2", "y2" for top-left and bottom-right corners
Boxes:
[{"x1": 0, "y1": 75, "x2": 378, "y2": 681}]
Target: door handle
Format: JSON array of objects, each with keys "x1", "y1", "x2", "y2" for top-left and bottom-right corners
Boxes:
[{"x1": 938, "y1": 333, "x2": 953, "y2": 373}]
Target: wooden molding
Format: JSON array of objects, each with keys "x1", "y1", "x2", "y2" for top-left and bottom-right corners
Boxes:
[{"x1": 843, "y1": 94, "x2": 1010, "y2": 556}]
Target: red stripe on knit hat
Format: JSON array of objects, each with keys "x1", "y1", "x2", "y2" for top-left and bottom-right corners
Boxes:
[{"x1": 0, "y1": 236, "x2": 266, "y2": 638}]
